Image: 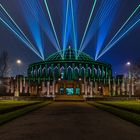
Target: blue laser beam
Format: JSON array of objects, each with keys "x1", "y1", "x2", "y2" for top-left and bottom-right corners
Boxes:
[
  {"x1": 21, "y1": 1, "x2": 45, "y2": 59},
  {"x1": 22, "y1": 0, "x2": 59, "y2": 57},
  {"x1": 0, "y1": 4, "x2": 43, "y2": 60},
  {"x1": 97, "y1": 18, "x2": 140, "y2": 60},
  {"x1": 0, "y1": 18, "x2": 43, "y2": 59},
  {"x1": 100, "y1": 4, "x2": 140, "y2": 55},
  {"x1": 97, "y1": 4, "x2": 140, "y2": 59},
  {"x1": 63, "y1": 0, "x2": 70, "y2": 58},
  {"x1": 70, "y1": 0, "x2": 78, "y2": 58},
  {"x1": 78, "y1": 0, "x2": 97, "y2": 55},
  {"x1": 0, "y1": 4, "x2": 38, "y2": 53},
  {"x1": 80, "y1": 0, "x2": 119, "y2": 54},
  {"x1": 95, "y1": 0, "x2": 119, "y2": 60},
  {"x1": 44, "y1": 0, "x2": 62, "y2": 57},
  {"x1": 95, "y1": 17, "x2": 113, "y2": 60}
]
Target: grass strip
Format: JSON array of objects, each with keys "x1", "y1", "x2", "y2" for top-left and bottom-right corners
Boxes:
[
  {"x1": 97, "y1": 101, "x2": 140, "y2": 114},
  {"x1": 0, "y1": 101, "x2": 52, "y2": 125},
  {"x1": 88, "y1": 102, "x2": 140, "y2": 126},
  {"x1": 0, "y1": 102, "x2": 42, "y2": 114}
]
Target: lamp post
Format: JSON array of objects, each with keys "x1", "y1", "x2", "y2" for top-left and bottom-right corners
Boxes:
[
  {"x1": 15, "y1": 59, "x2": 22, "y2": 97},
  {"x1": 16, "y1": 59, "x2": 22, "y2": 75},
  {"x1": 126, "y1": 61, "x2": 131, "y2": 98}
]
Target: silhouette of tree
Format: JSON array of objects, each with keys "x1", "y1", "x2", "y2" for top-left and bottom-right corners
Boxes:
[{"x1": 0, "y1": 51, "x2": 9, "y2": 77}]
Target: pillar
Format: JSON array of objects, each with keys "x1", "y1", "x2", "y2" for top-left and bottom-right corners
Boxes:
[
  {"x1": 108, "y1": 78, "x2": 111, "y2": 96},
  {"x1": 131, "y1": 77, "x2": 135, "y2": 96},
  {"x1": 47, "y1": 81, "x2": 50, "y2": 97},
  {"x1": 84, "y1": 81, "x2": 87, "y2": 98},
  {"x1": 19, "y1": 77, "x2": 23, "y2": 94},
  {"x1": 121, "y1": 77, "x2": 125, "y2": 95},
  {"x1": 117, "y1": 79, "x2": 120, "y2": 96},
  {"x1": 112, "y1": 78, "x2": 116, "y2": 96},
  {"x1": 93, "y1": 82, "x2": 98, "y2": 95},
  {"x1": 90, "y1": 82, "x2": 93, "y2": 97},
  {"x1": 52, "y1": 81, "x2": 55, "y2": 97},
  {"x1": 14, "y1": 77, "x2": 19, "y2": 97},
  {"x1": 41, "y1": 82, "x2": 46, "y2": 96}
]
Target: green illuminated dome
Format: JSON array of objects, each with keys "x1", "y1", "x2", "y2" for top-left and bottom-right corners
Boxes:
[
  {"x1": 28, "y1": 46, "x2": 112, "y2": 82},
  {"x1": 46, "y1": 46, "x2": 94, "y2": 62}
]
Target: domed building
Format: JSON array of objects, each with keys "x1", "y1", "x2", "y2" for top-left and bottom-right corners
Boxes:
[{"x1": 27, "y1": 46, "x2": 112, "y2": 98}]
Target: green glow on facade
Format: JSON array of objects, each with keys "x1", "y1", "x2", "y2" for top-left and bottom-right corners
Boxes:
[{"x1": 28, "y1": 47, "x2": 112, "y2": 85}]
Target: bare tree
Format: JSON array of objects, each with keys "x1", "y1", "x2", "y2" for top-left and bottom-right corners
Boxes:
[{"x1": 0, "y1": 51, "x2": 9, "y2": 77}]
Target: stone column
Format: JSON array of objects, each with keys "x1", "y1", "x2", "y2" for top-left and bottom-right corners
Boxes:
[
  {"x1": 90, "y1": 82, "x2": 93, "y2": 97},
  {"x1": 112, "y1": 78, "x2": 116, "y2": 96},
  {"x1": 93, "y1": 82, "x2": 98, "y2": 96},
  {"x1": 117, "y1": 79, "x2": 121, "y2": 96},
  {"x1": 52, "y1": 81, "x2": 55, "y2": 97},
  {"x1": 108, "y1": 78, "x2": 111, "y2": 96},
  {"x1": 41, "y1": 82, "x2": 46, "y2": 96},
  {"x1": 19, "y1": 77, "x2": 23, "y2": 94},
  {"x1": 131, "y1": 77, "x2": 135, "y2": 96},
  {"x1": 25, "y1": 81, "x2": 28, "y2": 94},
  {"x1": 121, "y1": 78, "x2": 125, "y2": 95},
  {"x1": 47, "y1": 81, "x2": 50, "y2": 97},
  {"x1": 84, "y1": 81, "x2": 87, "y2": 98},
  {"x1": 127, "y1": 82, "x2": 130, "y2": 96},
  {"x1": 15, "y1": 77, "x2": 19, "y2": 97}
]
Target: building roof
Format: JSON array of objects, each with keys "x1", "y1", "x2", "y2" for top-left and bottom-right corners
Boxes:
[
  {"x1": 46, "y1": 47, "x2": 94, "y2": 62},
  {"x1": 28, "y1": 47, "x2": 111, "y2": 68}
]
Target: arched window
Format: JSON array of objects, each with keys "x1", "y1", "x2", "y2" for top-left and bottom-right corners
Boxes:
[
  {"x1": 42, "y1": 67, "x2": 46, "y2": 77},
  {"x1": 34, "y1": 69, "x2": 37, "y2": 77},
  {"x1": 98, "y1": 68, "x2": 102, "y2": 77},
  {"x1": 60, "y1": 66, "x2": 65, "y2": 79},
  {"x1": 94, "y1": 68, "x2": 97, "y2": 77},
  {"x1": 81, "y1": 67, "x2": 85, "y2": 80},
  {"x1": 74, "y1": 67, "x2": 79, "y2": 80},
  {"x1": 102, "y1": 69, "x2": 105, "y2": 78},
  {"x1": 67, "y1": 66, "x2": 73, "y2": 80},
  {"x1": 31, "y1": 71, "x2": 33, "y2": 77},
  {"x1": 38, "y1": 68, "x2": 41, "y2": 76},
  {"x1": 87, "y1": 67, "x2": 91, "y2": 78},
  {"x1": 48, "y1": 67, "x2": 53, "y2": 79},
  {"x1": 54, "y1": 66, "x2": 59, "y2": 80}
]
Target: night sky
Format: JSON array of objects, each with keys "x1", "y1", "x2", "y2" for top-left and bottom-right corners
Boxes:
[{"x1": 0, "y1": 0, "x2": 140, "y2": 76}]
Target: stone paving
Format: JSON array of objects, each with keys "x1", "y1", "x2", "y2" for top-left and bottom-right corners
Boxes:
[{"x1": 0, "y1": 102, "x2": 140, "y2": 140}]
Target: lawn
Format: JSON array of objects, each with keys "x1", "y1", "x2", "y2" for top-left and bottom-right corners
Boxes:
[
  {"x1": 0, "y1": 100, "x2": 52, "y2": 125},
  {"x1": 88, "y1": 100, "x2": 140, "y2": 126},
  {"x1": 97, "y1": 101, "x2": 140, "y2": 114},
  {"x1": 0, "y1": 100, "x2": 41, "y2": 114}
]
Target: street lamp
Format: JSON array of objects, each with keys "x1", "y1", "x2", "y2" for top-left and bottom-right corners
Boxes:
[
  {"x1": 126, "y1": 61, "x2": 131, "y2": 98},
  {"x1": 16, "y1": 59, "x2": 22, "y2": 75},
  {"x1": 126, "y1": 62, "x2": 131, "y2": 66},
  {"x1": 16, "y1": 59, "x2": 22, "y2": 65},
  {"x1": 15, "y1": 59, "x2": 22, "y2": 97}
]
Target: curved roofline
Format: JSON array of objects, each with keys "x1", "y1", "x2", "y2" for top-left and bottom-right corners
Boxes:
[
  {"x1": 28, "y1": 48, "x2": 111, "y2": 68},
  {"x1": 28, "y1": 59, "x2": 111, "y2": 68}
]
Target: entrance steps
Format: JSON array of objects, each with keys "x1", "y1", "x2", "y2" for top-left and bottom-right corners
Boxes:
[{"x1": 54, "y1": 95, "x2": 85, "y2": 102}]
